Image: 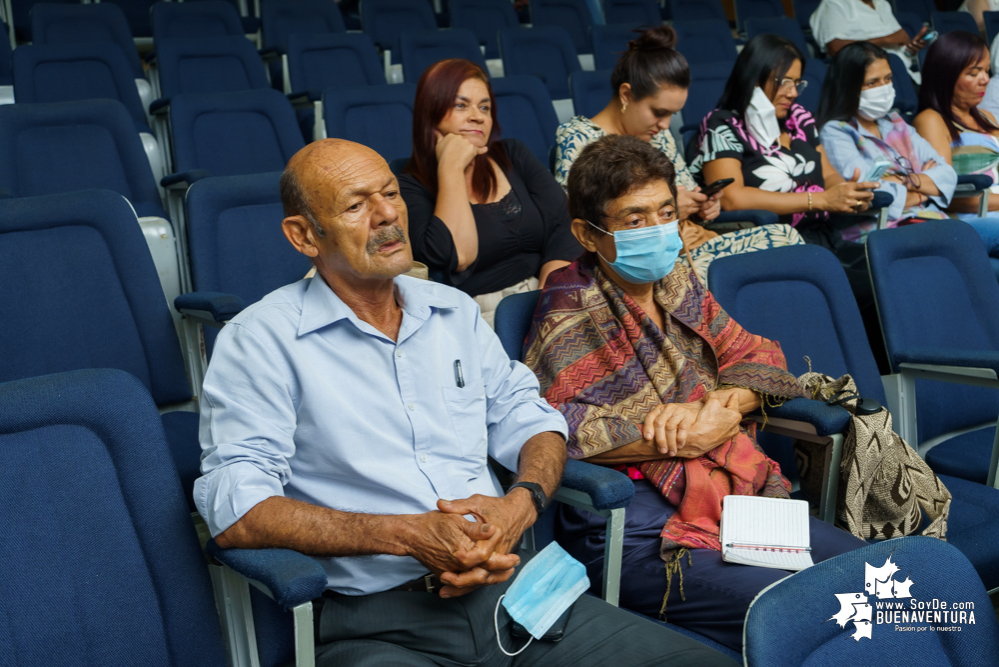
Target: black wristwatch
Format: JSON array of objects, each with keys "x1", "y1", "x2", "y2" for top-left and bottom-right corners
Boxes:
[{"x1": 508, "y1": 482, "x2": 548, "y2": 516}]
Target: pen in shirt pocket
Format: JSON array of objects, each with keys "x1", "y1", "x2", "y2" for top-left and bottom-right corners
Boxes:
[{"x1": 453, "y1": 360, "x2": 465, "y2": 388}]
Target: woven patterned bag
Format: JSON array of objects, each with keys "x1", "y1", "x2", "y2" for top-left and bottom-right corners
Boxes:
[{"x1": 793, "y1": 372, "x2": 951, "y2": 541}]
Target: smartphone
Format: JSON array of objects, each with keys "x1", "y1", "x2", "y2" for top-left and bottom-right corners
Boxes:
[
  {"x1": 862, "y1": 160, "x2": 892, "y2": 183},
  {"x1": 700, "y1": 178, "x2": 735, "y2": 197},
  {"x1": 922, "y1": 30, "x2": 939, "y2": 43}
]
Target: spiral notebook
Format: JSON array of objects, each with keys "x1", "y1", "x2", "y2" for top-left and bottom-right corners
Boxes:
[{"x1": 719, "y1": 496, "x2": 813, "y2": 571}]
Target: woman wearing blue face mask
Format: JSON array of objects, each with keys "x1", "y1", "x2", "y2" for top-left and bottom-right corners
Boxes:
[{"x1": 523, "y1": 135, "x2": 865, "y2": 653}]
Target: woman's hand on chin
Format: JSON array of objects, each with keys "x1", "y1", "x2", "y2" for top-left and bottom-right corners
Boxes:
[{"x1": 435, "y1": 130, "x2": 488, "y2": 174}]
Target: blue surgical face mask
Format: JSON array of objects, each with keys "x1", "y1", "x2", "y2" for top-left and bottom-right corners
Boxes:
[
  {"x1": 494, "y1": 542, "x2": 589, "y2": 655},
  {"x1": 586, "y1": 219, "x2": 682, "y2": 284}
]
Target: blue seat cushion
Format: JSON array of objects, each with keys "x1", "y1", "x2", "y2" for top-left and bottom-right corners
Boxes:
[
  {"x1": 925, "y1": 426, "x2": 996, "y2": 485},
  {"x1": 938, "y1": 474, "x2": 999, "y2": 591},
  {"x1": 160, "y1": 410, "x2": 201, "y2": 510}
]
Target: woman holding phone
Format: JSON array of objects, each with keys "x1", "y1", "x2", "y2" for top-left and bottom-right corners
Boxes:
[{"x1": 554, "y1": 26, "x2": 804, "y2": 284}]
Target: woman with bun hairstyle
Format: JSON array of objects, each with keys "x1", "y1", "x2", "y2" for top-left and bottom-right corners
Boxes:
[
  {"x1": 554, "y1": 26, "x2": 805, "y2": 284},
  {"x1": 400, "y1": 58, "x2": 582, "y2": 326}
]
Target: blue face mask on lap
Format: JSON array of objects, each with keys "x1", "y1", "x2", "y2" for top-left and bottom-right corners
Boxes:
[
  {"x1": 495, "y1": 542, "x2": 589, "y2": 655},
  {"x1": 586, "y1": 219, "x2": 682, "y2": 284}
]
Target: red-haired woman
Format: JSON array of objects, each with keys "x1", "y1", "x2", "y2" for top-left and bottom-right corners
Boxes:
[{"x1": 399, "y1": 59, "x2": 582, "y2": 326}]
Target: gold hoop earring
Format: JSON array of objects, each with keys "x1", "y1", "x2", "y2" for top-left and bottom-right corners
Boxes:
[{"x1": 621, "y1": 101, "x2": 628, "y2": 113}]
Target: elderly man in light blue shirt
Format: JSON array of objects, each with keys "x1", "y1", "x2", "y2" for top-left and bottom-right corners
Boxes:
[{"x1": 194, "y1": 139, "x2": 735, "y2": 666}]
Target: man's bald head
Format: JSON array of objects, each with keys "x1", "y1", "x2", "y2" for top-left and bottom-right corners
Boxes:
[{"x1": 280, "y1": 139, "x2": 387, "y2": 237}]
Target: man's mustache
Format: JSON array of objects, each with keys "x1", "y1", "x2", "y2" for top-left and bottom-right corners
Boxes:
[{"x1": 366, "y1": 225, "x2": 408, "y2": 254}]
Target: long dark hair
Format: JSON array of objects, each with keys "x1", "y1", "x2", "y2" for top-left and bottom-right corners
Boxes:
[
  {"x1": 919, "y1": 31, "x2": 992, "y2": 141},
  {"x1": 717, "y1": 33, "x2": 805, "y2": 121},
  {"x1": 403, "y1": 58, "x2": 510, "y2": 200},
  {"x1": 816, "y1": 41, "x2": 890, "y2": 127},
  {"x1": 611, "y1": 26, "x2": 690, "y2": 101}
]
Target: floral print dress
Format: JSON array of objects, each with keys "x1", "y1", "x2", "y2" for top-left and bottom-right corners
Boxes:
[{"x1": 689, "y1": 104, "x2": 829, "y2": 229}]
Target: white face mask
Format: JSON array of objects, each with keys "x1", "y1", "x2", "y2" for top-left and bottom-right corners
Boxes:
[
  {"x1": 857, "y1": 83, "x2": 896, "y2": 121},
  {"x1": 746, "y1": 86, "x2": 781, "y2": 148}
]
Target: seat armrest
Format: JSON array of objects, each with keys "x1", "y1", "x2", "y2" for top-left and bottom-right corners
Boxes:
[
  {"x1": 956, "y1": 173, "x2": 994, "y2": 195},
  {"x1": 895, "y1": 348, "x2": 999, "y2": 381},
  {"x1": 259, "y1": 47, "x2": 283, "y2": 63},
  {"x1": 869, "y1": 190, "x2": 893, "y2": 209},
  {"x1": 161, "y1": 170, "x2": 213, "y2": 189},
  {"x1": 558, "y1": 458, "x2": 634, "y2": 511},
  {"x1": 149, "y1": 97, "x2": 170, "y2": 115},
  {"x1": 144, "y1": 50, "x2": 157, "y2": 65},
  {"x1": 206, "y1": 539, "x2": 328, "y2": 610},
  {"x1": 175, "y1": 291, "x2": 246, "y2": 323},
  {"x1": 759, "y1": 397, "x2": 852, "y2": 437}
]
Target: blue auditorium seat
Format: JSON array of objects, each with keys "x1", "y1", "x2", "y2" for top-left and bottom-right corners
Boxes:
[
  {"x1": 450, "y1": 0, "x2": 520, "y2": 59},
  {"x1": 360, "y1": 0, "x2": 438, "y2": 65},
  {"x1": 734, "y1": 0, "x2": 787, "y2": 34},
  {"x1": 151, "y1": 0, "x2": 245, "y2": 43},
  {"x1": 672, "y1": 20, "x2": 738, "y2": 67},
  {"x1": 745, "y1": 537, "x2": 999, "y2": 665},
  {"x1": 592, "y1": 22, "x2": 638, "y2": 71},
  {"x1": 154, "y1": 35, "x2": 269, "y2": 100},
  {"x1": 12, "y1": 42, "x2": 151, "y2": 134},
  {"x1": 532, "y1": 0, "x2": 597, "y2": 54},
  {"x1": 867, "y1": 220, "x2": 999, "y2": 488},
  {"x1": 180, "y1": 172, "x2": 312, "y2": 355},
  {"x1": 887, "y1": 53, "x2": 918, "y2": 116},
  {"x1": 744, "y1": 16, "x2": 809, "y2": 54},
  {"x1": 400, "y1": 27, "x2": 486, "y2": 83},
  {"x1": 667, "y1": 0, "x2": 728, "y2": 23},
  {"x1": 794, "y1": 0, "x2": 821, "y2": 32},
  {"x1": 499, "y1": 25, "x2": 581, "y2": 100},
  {"x1": 603, "y1": 0, "x2": 662, "y2": 28},
  {"x1": 679, "y1": 61, "x2": 731, "y2": 133},
  {"x1": 0, "y1": 99, "x2": 166, "y2": 218},
  {"x1": 0, "y1": 191, "x2": 203, "y2": 506},
  {"x1": 11, "y1": 0, "x2": 77, "y2": 44},
  {"x1": 261, "y1": 0, "x2": 346, "y2": 55},
  {"x1": 798, "y1": 58, "x2": 826, "y2": 114},
  {"x1": 189, "y1": 0, "x2": 260, "y2": 34},
  {"x1": 0, "y1": 368, "x2": 230, "y2": 666},
  {"x1": 709, "y1": 242, "x2": 999, "y2": 591},
  {"x1": 932, "y1": 10, "x2": 979, "y2": 36},
  {"x1": 892, "y1": 0, "x2": 934, "y2": 24},
  {"x1": 570, "y1": 69, "x2": 613, "y2": 119},
  {"x1": 491, "y1": 75, "x2": 560, "y2": 165},
  {"x1": 101, "y1": 0, "x2": 156, "y2": 38},
  {"x1": 985, "y1": 10, "x2": 999, "y2": 45},
  {"x1": 165, "y1": 88, "x2": 304, "y2": 185},
  {"x1": 287, "y1": 33, "x2": 384, "y2": 98},
  {"x1": 323, "y1": 82, "x2": 416, "y2": 162}
]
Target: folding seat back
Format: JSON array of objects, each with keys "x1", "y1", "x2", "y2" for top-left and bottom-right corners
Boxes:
[
  {"x1": 0, "y1": 99, "x2": 165, "y2": 218},
  {"x1": 261, "y1": 0, "x2": 346, "y2": 54},
  {"x1": 570, "y1": 69, "x2": 613, "y2": 119},
  {"x1": 745, "y1": 537, "x2": 999, "y2": 666},
  {"x1": 672, "y1": 19, "x2": 738, "y2": 67},
  {"x1": 185, "y1": 172, "x2": 313, "y2": 352},
  {"x1": 532, "y1": 0, "x2": 595, "y2": 54},
  {"x1": 667, "y1": 0, "x2": 727, "y2": 23},
  {"x1": 169, "y1": 89, "x2": 305, "y2": 178},
  {"x1": 100, "y1": 0, "x2": 156, "y2": 37},
  {"x1": 498, "y1": 25, "x2": 580, "y2": 100},
  {"x1": 286, "y1": 32, "x2": 385, "y2": 96},
  {"x1": 360, "y1": 0, "x2": 438, "y2": 63},
  {"x1": 400, "y1": 28, "x2": 486, "y2": 83},
  {"x1": 985, "y1": 10, "x2": 999, "y2": 46},
  {"x1": 932, "y1": 10, "x2": 979, "y2": 36},
  {"x1": 30, "y1": 3, "x2": 145, "y2": 80},
  {"x1": 12, "y1": 42, "x2": 150, "y2": 134},
  {"x1": 867, "y1": 220, "x2": 999, "y2": 482},
  {"x1": 794, "y1": 0, "x2": 821, "y2": 32},
  {"x1": 681, "y1": 61, "x2": 731, "y2": 131},
  {"x1": 0, "y1": 368, "x2": 229, "y2": 667},
  {"x1": 450, "y1": 0, "x2": 520, "y2": 59},
  {"x1": 887, "y1": 53, "x2": 918, "y2": 115},
  {"x1": 592, "y1": 22, "x2": 637, "y2": 71},
  {"x1": 798, "y1": 58, "x2": 826, "y2": 114},
  {"x1": 744, "y1": 16, "x2": 809, "y2": 54},
  {"x1": 151, "y1": 0, "x2": 245, "y2": 43},
  {"x1": 604, "y1": 0, "x2": 662, "y2": 28},
  {"x1": 156, "y1": 35, "x2": 269, "y2": 98},
  {"x1": 323, "y1": 82, "x2": 416, "y2": 162},
  {"x1": 11, "y1": 0, "x2": 76, "y2": 43},
  {"x1": 490, "y1": 74, "x2": 559, "y2": 165},
  {"x1": 734, "y1": 0, "x2": 787, "y2": 33}
]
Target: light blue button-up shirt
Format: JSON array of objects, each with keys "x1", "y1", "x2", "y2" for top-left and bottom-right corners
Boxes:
[{"x1": 194, "y1": 274, "x2": 567, "y2": 595}]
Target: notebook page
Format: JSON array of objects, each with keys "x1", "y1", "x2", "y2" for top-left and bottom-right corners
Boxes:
[{"x1": 721, "y1": 497, "x2": 813, "y2": 570}]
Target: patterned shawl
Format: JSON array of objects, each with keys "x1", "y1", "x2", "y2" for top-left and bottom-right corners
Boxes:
[{"x1": 524, "y1": 256, "x2": 806, "y2": 557}]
